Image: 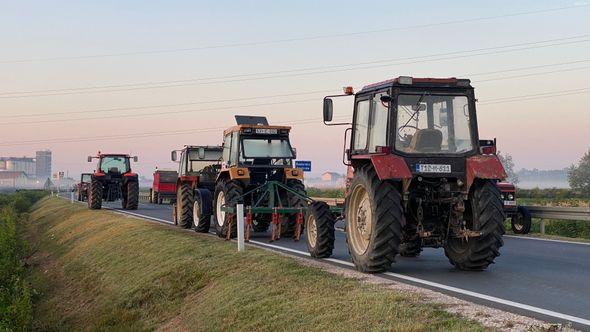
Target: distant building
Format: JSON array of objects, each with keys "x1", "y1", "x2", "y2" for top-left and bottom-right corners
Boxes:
[
  {"x1": 2, "y1": 157, "x2": 36, "y2": 177},
  {"x1": 36, "y1": 150, "x2": 52, "y2": 180},
  {"x1": 0, "y1": 171, "x2": 28, "y2": 187}
]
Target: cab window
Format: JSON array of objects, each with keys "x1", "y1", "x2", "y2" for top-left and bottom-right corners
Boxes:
[
  {"x1": 352, "y1": 100, "x2": 370, "y2": 151},
  {"x1": 368, "y1": 92, "x2": 389, "y2": 152}
]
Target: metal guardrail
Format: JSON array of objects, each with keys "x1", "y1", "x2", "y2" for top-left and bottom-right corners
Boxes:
[{"x1": 524, "y1": 206, "x2": 590, "y2": 222}]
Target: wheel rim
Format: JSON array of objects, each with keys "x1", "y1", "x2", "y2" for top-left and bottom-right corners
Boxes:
[
  {"x1": 306, "y1": 214, "x2": 317, "y2": 248},
  {"x1": 348, "y1": 184, "x2": 372, "y2": 255},
  {"x1": 513, "y1": 213, "x2": 524, "y2": 231},
  {"x1": 193, "y1": 200, "x2": 200, "y2": 225},
  {"x1": 216, "y1": 191, "x2": 226, "y2": 227}
]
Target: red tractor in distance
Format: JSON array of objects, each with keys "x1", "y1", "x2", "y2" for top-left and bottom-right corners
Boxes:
[
  {"x1": 75, "y1": 173, "x2": 92, "y2": 201},
  {"x1": 320, "y1": 77, "x2": 507, "y2": 273},
  {"x1": 498, "y1": 182, "x2": 532, "y2": 234},
  {"x1": 149, "y1": 169, "x2": 178, "y2": 204},
  {"x1": 87, "y1": 153, "x2": 139, "y2": 210}
]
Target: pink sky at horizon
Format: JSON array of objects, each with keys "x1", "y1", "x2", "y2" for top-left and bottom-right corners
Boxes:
[{"x1": 1, "y1": 1, "x2": 589, "y2": 177}]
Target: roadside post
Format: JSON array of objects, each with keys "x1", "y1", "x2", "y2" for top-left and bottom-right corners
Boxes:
[
  {"x1": 70, "y1": 191, "x2": 74, "y2": 203},
  {"x1": 237, "y1": 204, "x2": 245, "y2": 252}
]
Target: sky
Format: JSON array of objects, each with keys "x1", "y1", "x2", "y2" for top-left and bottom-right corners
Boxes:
[{"x1": 1, "y1": 0, "x2": 589, "y2": 178}]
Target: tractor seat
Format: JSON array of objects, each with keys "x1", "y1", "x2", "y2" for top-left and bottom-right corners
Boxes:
[
  {"x1": 409, "y1": 129, "x2": 443, "y2": 152},
  {"x1": 108, "y1": 167, "x2": 120, "y2": 173}
]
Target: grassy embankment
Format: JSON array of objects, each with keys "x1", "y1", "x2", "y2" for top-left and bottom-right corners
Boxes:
[
  {"x1": 23, "y1": 197, "x2": 483, "y2": 331},
  {"x1": 0, "y1": 190, "x2": 47, "y2": 331}
]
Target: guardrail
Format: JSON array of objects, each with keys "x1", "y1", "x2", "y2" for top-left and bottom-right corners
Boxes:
[{"x1": 522, "y1": 205, "x2": 590, "y2": 234}]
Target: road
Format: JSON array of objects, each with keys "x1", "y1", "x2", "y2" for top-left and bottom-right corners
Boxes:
[{"x1": 66, "y1": 195, "x2": 590, "y2": 330}]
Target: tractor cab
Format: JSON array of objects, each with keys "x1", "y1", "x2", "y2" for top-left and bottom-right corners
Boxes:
[
  {"x1": 172, "y1": 145, "x2": 223, "y2": 192},
  {"x1": 219, "y1": 115, "x2": 302, "y2": 186}
]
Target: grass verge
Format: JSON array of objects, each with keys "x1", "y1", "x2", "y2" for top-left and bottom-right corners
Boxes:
[{"x1": 24, "y1": 197, "x2": 484, "y2": 331}]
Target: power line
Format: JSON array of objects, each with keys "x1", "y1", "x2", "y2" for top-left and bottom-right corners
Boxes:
[
  {"x1": 2, "y1": 87, "x2": 589, "y2": 147},
  {"x1": 3, "y1": 60, "x2": 590, "y2": 126},
  {"x1": 1, "y1": 34, "x2": 589, "y2": 99},
  {"x1": 2, "y1": 4, "x2": 587, "y2": 64},
  {"x1": 0, "y1": 116, "x2": 349, "y2": 147}
]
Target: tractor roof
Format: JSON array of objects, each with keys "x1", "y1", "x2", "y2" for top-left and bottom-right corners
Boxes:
[
  {"x1": 98, "y1": 153, "x2": 130, "y2": 158},
  {"x1": 223, "y1": 124, "x2": 291, "y2": 136},
  {"x1": 359, "y1": 76, "x2": 472, "y2": 94},
  {"x1": 183, "y1": 145, "x2": 222, "y2": 151}
]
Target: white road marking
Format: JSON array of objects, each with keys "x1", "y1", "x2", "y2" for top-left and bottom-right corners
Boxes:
[
  {"x1": 504, "y1": 235, "x2": 590, "y2": 246},
  {"x1": 59, "y1": 198, "x2": 590, "y2": 327}
]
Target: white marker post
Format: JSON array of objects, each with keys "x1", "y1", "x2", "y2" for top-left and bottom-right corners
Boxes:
[
  {"x1": 237, "y1": 203, "x2": 245, "y2": 252},
  {"x1": 70, "y1": 191, "x2": 74, "y2": 203}
]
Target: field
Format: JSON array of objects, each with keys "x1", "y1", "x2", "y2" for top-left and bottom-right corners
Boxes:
[{"x1": 22, "y1": 197, "x2": 483, "y2": 331}]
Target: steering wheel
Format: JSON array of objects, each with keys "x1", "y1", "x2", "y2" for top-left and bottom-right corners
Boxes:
[{"x1": 398, "y1": 125, "x2": 419, "y2": 139}]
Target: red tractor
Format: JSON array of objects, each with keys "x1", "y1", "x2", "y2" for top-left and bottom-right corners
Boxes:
[
  {"x1": 149, "y1": 169, "x2": 178, "y2": 204},
  {"x1": 498, "y1": 182, "x2": 531, "y2": 234},
  {"x1": 75, "y1": 173, "x2": 92, "y2": 201},
  {"x1": 318, "y1": 77, "x2": 507, "y2": 272},
  {"x1": 86, "y1": 153, "x2": 139, "y2": 210}
]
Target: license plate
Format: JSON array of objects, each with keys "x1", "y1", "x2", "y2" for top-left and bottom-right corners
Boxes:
[
  {"x1": 416, "y1": 164, "x2": 451, "y2": 173},
  {"x1": 255, "y1": 128, "x2": 277, "y2": 134},
  {"x1": 503, "y1": 200, "x2": 517, "y2": 206}
]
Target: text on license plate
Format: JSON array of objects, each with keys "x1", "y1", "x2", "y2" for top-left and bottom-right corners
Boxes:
[{"x1": 416, "y1": 164, "x2": 451, "y2": 173}]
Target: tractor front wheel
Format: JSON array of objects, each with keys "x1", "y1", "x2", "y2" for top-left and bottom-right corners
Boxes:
[
  {"x1": 214, "y1": 180, "x2": 243, "y2": 238},
  {"x1": 346, "y1": 165, "x2": 402, "y2": 273},
  {"x1": 511, "y1": 206, "x2": 531, "y2": 234},
  {"x1": 306, "y1": 201, "x2": 335, "y2": 258},
  {"x1": 88, "y1": 179, "x2": 103, "y2": 210},
  {"x1": 176, "y1": 183, "x2": 194, "y2": 229},
  {"x1": 444, "y1": 181, "x2": 505, "y2": 270},
  {"x1": 193, "y1": 194, "x2": 211, "y2": 233}
]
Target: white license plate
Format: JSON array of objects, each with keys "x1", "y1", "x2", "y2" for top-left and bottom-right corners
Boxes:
[
  {"x1": 255, "y1": 128, "x2": 277, "y2": 134},
  {"x1": 503, "y1": 200, "x2": 517, "y2": 206},
  {"x1": 416, "y1": 164, "x2": 451, "y2": 173}
]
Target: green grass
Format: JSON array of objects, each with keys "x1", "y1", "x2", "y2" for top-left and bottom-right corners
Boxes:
[{"x1": 24, "y1": 198, "x2": 484, "y2": 331}]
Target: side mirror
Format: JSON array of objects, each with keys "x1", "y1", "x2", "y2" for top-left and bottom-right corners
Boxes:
[
  {"x1": 133, "y1": 156, "x2": 138, "y2": 162},
  {"x1": 87, "y1": 156, "x2": 92, "y2": 162},
  {"x1": 171, "y1": 151, "x2": 177, "y2": 161},
  {"x1": 198, "y1": 147, "x2": 205, "y2": 159},
  {"x1": 323, "y1": 98, "x2": 333, "y2": 122}
]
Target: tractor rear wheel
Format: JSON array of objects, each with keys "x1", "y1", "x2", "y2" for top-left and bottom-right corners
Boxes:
[
  {"x1": 282, "y1": 179, "x2": 307, "y2": 237},
  {"x1": 511, "y1": 206, "x2": 531, "y2": 234},
  {"x1": 176, "y1": 183, "x2": 194, "y2": 229},
  {"x1": 306, "y1": 201, "x2": 335, "y2": 258},
  {"x1": 252, "y1": 217, "x2": 270, "y2": 232},
  {"x1": 123, "y1": 181, "x2": 139, "y2": 210},
  {"x1": 88, "y1": 178, "x2": 103, "y2": 210},
  {"x1": 444, "y1": 181, "x2": 505, "y2": 271},
  {"x1": 346, "y1": 165, "x2": 402, "y2": 273},
  {"x1": 214, "y1": 180, "x2": 243, "y2": 238},
  {"x1": 193, "y1": 194, "x2": 211, "y2": 233}
]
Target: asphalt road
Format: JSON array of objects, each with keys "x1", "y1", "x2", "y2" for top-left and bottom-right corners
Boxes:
[{"x1": 66, "y1": 195, "x2": 590, "y2": 330}]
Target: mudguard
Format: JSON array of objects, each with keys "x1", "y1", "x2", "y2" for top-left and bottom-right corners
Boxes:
[{"x1": 466, "y1": 155, "x2": 507, "y2": 190}]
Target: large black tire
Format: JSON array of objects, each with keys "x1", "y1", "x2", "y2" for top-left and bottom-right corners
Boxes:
[
  {"x1": 88, "y1": 178, "x2": 103, "y2": 210},
  {"x1": 345, "y1": 165, "x2": 402, "y2": 273},
  {"x1": 306, "y1": 201, "x2": 335, "y2": 258},
  {"x1": 123, "y1": 181, "x2": 139, "y2": 210},
  {"x1": 511, "y1": 206, "x2": 531, "y2": 234},
  {"x1": 214, "y1": 180, "x2": 243, "y2": 238},
  {"x1": 176, "y1": 183, "x2": 194, "y2": 229},
  {"x1": 444, "y1": 181, "x2": 505, "y2": 271},
  {"x1": 282, "y1": 179, "x2": 307, "y2": 237},
  {"x1": 193, "y1": 194, "x2": 211, "y2": 233}
]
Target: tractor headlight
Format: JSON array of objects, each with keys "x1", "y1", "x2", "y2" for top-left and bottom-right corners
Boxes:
[
  {"x1": 508, "y1": 194, "x2": 514, "y2": 201},
  {"x1": 500, "y1": 194, "x2": 505, "y2": 200}
]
